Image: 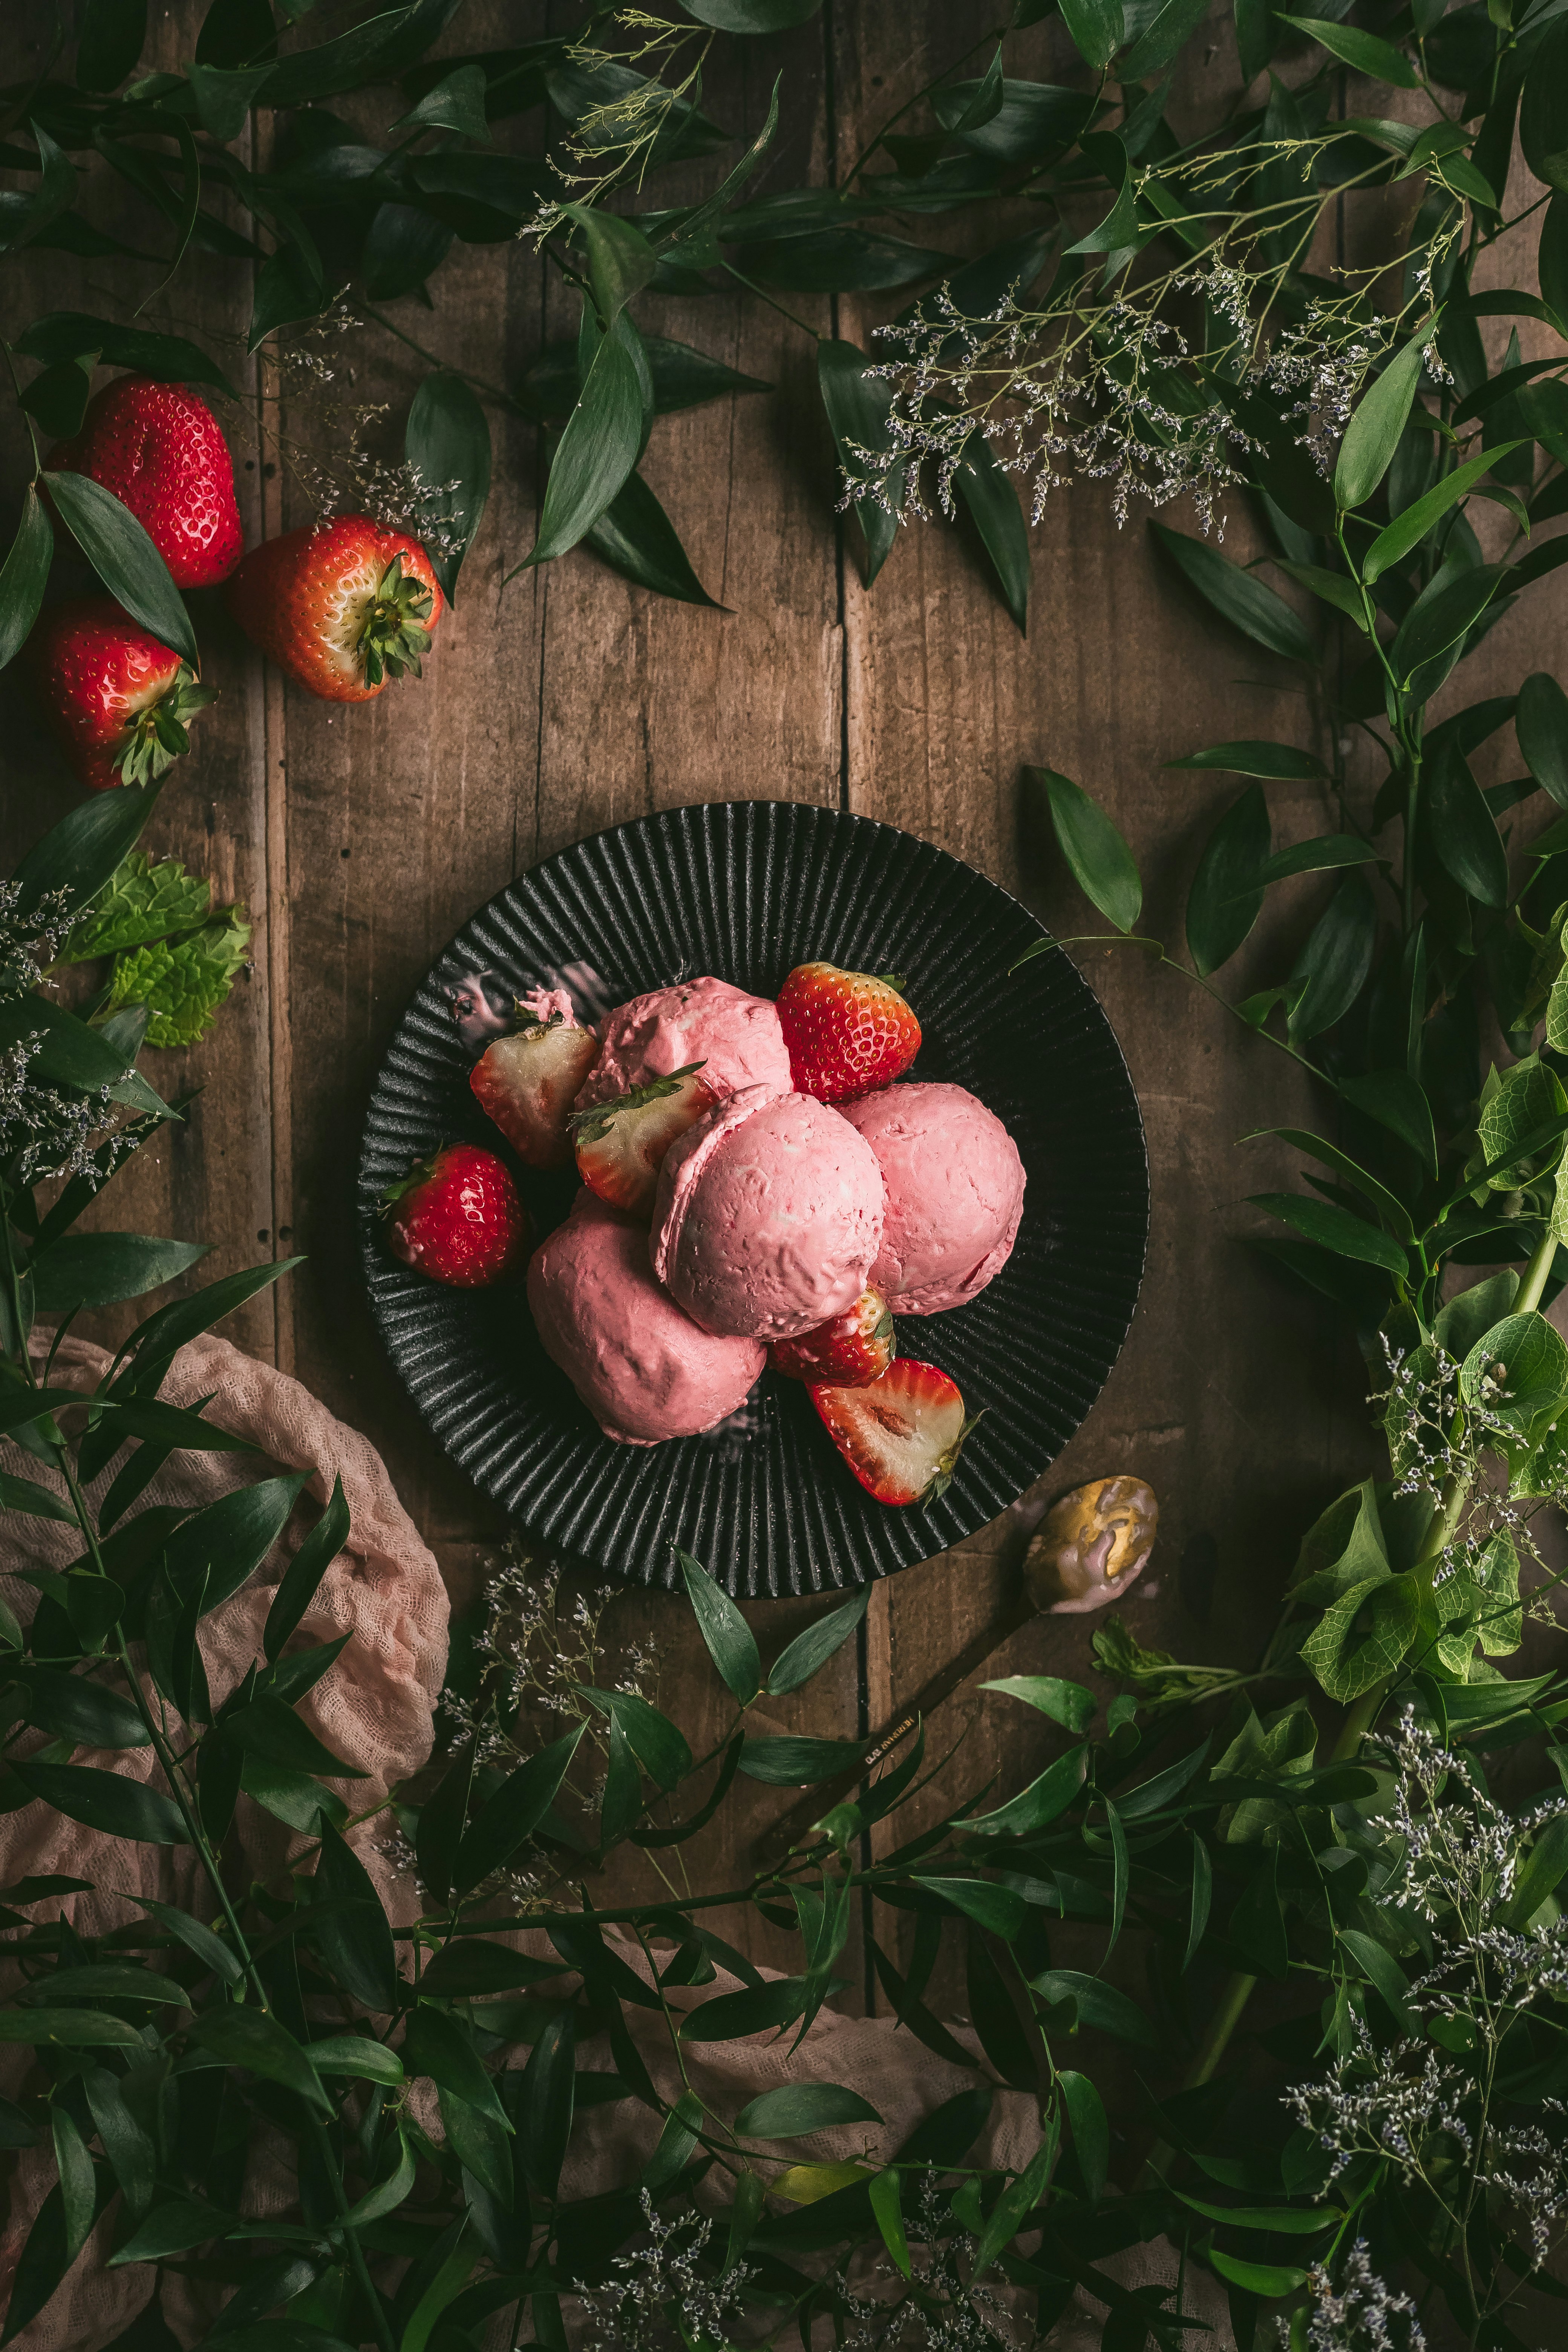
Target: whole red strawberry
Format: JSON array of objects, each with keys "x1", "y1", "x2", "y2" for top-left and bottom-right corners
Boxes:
[
  {"x1": 382, "y1": 1144, "x2": 528, "y2": 1288},
  {"x1": 770, "y1": 1288, "x2": 895, "y2": 1388},
  {"x1": 226, "y1": 518, "x2": 444, "y2": 702},
  {"x1": 810, "y1": 1359, "x2": 972, "y2": 1506},
  {"x1": 45, "y1": 375, "x2": 243, "y2": 589},
  {"x1": 28, "y1": 598, "x2": 217, "y2": 792},
  {"x1": 776, "y1": 962, "x2": 921, "y2": 1103}
]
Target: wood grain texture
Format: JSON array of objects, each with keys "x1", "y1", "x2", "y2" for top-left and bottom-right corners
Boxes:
[{"x1": 1, "y1": 1, "x2": 1563, "y2": 2015}]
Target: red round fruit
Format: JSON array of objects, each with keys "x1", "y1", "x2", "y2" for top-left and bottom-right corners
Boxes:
[
  {"x1": 46, "y1": 375, "x2": 243, "y2": 590},
  {"x1": 226, "y1": 518, "x2": 444, "y2": 703},
  {"x1": 382, "y1": 1144, "x2": 529, "y2": 1288},
  {"x1": 776, "y1": 962, "x2": 921, "y2": 1104}
]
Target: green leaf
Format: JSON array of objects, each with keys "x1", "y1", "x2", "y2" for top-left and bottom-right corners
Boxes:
[
  {"x1": 0, "y1": 1473, "x2": 74, "y2": 1526},
  {"x1": 404, "y1": 2004, "x2": 514, "y2": 2131},
  {"x1": 584, "y1": 470, "x2": 721, "y2": 608},
  {"x1": 1520, "y1": 20, "x2": 1568, "y2": 196},
  {"x1": 1248, "y1": 1193, "x2": 1408, "y2": 1278},
  {"x1": 1176, "y1": 2188, "x2": 1334, "y2": 2234},
  {"x1": 1518, "y1": 671, "x2": 1568, "y2": 810},
  {"x1": 964, "y1": 1744, "x2": 1088, "y2": 1837},
  {"x1": 1058, "y1": 2070, "x2": 1109, "y2": 2204},
  {"x1": 18, "y1": 1961, "x2": 188, "y2": 2008},
  {"x1": 1185, "y1": 1832, "x2": 1212, "y2": 1971},
  {"x1": 1251, "y1": 1127, "x2": 1410, "y2": 1238},
  {"x1": 1392, "y1": 562, "x2": 1506, "y2": 688},
  {"x1": 1253, "y1": 835, "x2": 1380, "y2": 888},
  {"x1": 9, "y1": 1759, "x2": 188, "y2": 1844},
  {"x1": 559, "y1": 202, "x2": 657, "y2": 326},
  {"x1": 63, "y1": 853, "x2": 211, "y2": 961},
  {"x1": 1288, "y1": 871, "x2": 1377, "y2": 1043},
  {"x1": 105, "y1": 907, "x2": 252, "y2": 1047},
  {"x1": 1151, "y1": 523, "x2": 1314, "y2": 662},
  {"x1": 1332, "y1": 337, "x2": 1427, "y2": 511},
  {"x1": 44, "y1": 470, "x2": 198, "y2": 669},
  {"x1": 307, "y1": 2034, "x2": 405, "y2": 2085},
  {"x1": 1424, "y1": 737, "x2": 1508, "y2": 907},
  {"x1": 0, "y1": 486, "x2": 54, "y2": 672},
  {"x1": 734, "y1": 2082, "x2": 881, "y2": 2138},
  {"x1": 680, "y1": 1552, "x2": 760, "y2": 1703},
  {"x1": 164, "y1": 1473, "x2": 308, "y2": 1613},
  {"x1": 312, "y1": 1816, "x2": 401, "y2": 2012},
  {"x1": 681, "y1": 1976, "x2": 812, "y2": 2041},
  {"x1": 7, "y1": 1666, "x2": 150, "y2": 1750},
  {"x1": 1209, "y1": 2250, "x2": 1309, "y2": 2295},
  {"x1": 767, "y1": 1586, "x2": 870, "y2": 1697},
  {"x1": 511, "y1": 319, "x2": 642, "y2": 574},
  {"x1": 1338, "y1": 1926, "x2": 1420, "y2": 2031},
  {"x1": 817, "y1": 339, "x2": 898, "y2": 585},
  {"x1": 0, "y1": 2007, "x2": 142, "y2": 2046},
  {"x1": 914, "y1": 1876, "x2": 1026, "y2": 1938},
  {"x1": 1057, "y1": 0, "x2": 1125, "y2": 69},
  {"x1": 0, "y1": 123, "x2": 78, "y2": 256},
  {"x1": 952, "y1": 434, "x2": 1029, "y2": 632},
  {"x1": 392, "y1": 59, "x2": 488, "y2": 136},
  {"x1": 14, "y1": 784, "x2": 161, "y2": 919},
  {"x1": 1476, "y1": 1066, "x2": 1568, "y2": 1192},
  {"x1": 193, "y1": 2004, "x2": 333, "y2": 2113},
  {"x1": 1166, "y1": 739, "x2": 1327, "y2": 781},
  {"x1": 1460, "y1": 1308, "x2": 1568, "y2": 1435},
  {"x1": 741, "y1": 228, "x2": 954, "y2": 294},
  {"x1": 869, "y1": 2168, "x2": 911, "y2": 2275},
  {"x1": 1300, "y1": 1573, "x2": 1419, "y2": 1701},
  {"x1": 980, "y1": 1674, "x2": 1095, "y2": 1732},
  {"x1": 418, "y1": 1941, "x2": 559, "y2": 1998},
  {"x1": 20, "y1": 312, "x2": 237, "y2": 398},
  {"x1": 1035, "y1": 766, "x2": 1142, "y2": 932},
  {"x1": 1341, "y1": 1070, "x2": 1438, "y2": 1173},
  {"x1": 1277, "y1": 12, "x2": 1416, "y2": 84},
  {"x1": 238, "y1": 1753, "x2": 346, "y2": 1834},
  {"x1": 684, "y1": 0, "x2": 822, "y2": 25},
  {"x1": 518, "y1": 2010, "x2": 576, "y2": 2197},
  {"x1": 1120, "y1": 0, "x2": 1210, "y2": 76},
  {"x1": 29, "y1": 1233, "x2": 208, "y2": 1314},
  {"x1": 970, "y1": 2126, "x2": 1057, "y2": 2280},
  {"x1": 451, "y1": 1726, "x2": 584, "y2": 1892},
  {"x1": 1363, "y1": 442, "x2": 1525, "y2": 583},
  {"x1": 405, "y1": 372, "x2": 490, "y2": 605},
  {"x1": 1185, "y1": 784, "x2": 1269, "y2": 975},
  {"x1": 263, "y1": 1476, "x2": 349, "y2": 1663},
  {"x1": 1502, "y1": 1812, "x2": 1568, "y2": 1926},
  {"x1": 129, "y1": 1894, "x2": 243, "y2": 1983},
  {"x1": 738, "y1": 1734, "x2": 862, "y2": 1785}
]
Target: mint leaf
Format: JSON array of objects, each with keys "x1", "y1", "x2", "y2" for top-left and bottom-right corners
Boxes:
[
  {"x1": 64, "y1": 853, "x2": 211, "y2": 962},
  {"x1": 106, "y1": 908, "x2": 251, "y2": 1047}
]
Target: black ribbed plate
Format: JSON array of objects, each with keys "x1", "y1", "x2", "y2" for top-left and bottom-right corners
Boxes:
[{"x1": 358, "y1": 802, "x2": 1147, "y2": 1597}]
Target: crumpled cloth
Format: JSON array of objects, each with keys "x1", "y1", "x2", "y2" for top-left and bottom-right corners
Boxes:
[{"x1": 0, "y1": 1335, "x2": 1224, "y2": 2350}]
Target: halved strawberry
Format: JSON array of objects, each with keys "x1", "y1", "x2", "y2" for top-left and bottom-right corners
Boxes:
[
  {"x1": 810, "y1": 1360, "x2": 973, "y2": 1505},
  {"x1": 570, "y1": 1062, "x2": 719, "y2": 1218},
  {"x1": 770, "y1": 1288, "x2": 895, "y2": 1389},
  {"x1": 472, "y1": 1016, "x2": 601, "y2": 1170},
  {"x1": 776, "y1": 961, "x2": 921, "y2": 1103}
]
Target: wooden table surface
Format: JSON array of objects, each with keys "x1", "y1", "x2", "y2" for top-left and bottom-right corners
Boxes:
[{"x1": 5, "y1": 2, "x2": 1559, "y2": 1999}]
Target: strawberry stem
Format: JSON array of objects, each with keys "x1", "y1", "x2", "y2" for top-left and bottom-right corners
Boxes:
[{"x1": 110, "y1": 666, "x2": 219, "y2": 788}]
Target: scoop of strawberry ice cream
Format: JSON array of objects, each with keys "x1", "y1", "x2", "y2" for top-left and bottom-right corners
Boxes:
[
  {"x1": 574, "y1": 976, "x2": 791, "y2": 1110},
  {"x1": 651, "y1": 1087, "x2": 885, "y2": 1341},
  {"x1": 838, "y1": 1081, "x2": 1025, "y2": 1315},
  {"x1": 526, "y1": 1190, "x2": 763, "y2": 1445}
]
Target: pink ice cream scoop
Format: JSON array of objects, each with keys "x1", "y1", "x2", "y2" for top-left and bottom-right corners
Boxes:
[
  {"x1": 839, "y1": 1081, "x2": 1025, "y2": 1315},
  {"x1": 651, "y1": 1087, "x2": 885, "y2": 1341},
  {"x1": 527, "y1": 1189, "x2": 764, "y2": 1445},
  {"x1": 575, "y1": 976, "x2": 792, "y2": 1110}
]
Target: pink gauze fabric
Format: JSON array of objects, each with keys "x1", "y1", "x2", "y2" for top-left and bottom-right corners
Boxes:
[{"x1": 0, "y1": 1335, "x2": 1227, "y2": 2352}]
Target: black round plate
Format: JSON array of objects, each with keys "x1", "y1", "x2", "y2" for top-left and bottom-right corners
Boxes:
[{"x1": 358, "y1": 801, "x2": 1148, "y2": 1598}]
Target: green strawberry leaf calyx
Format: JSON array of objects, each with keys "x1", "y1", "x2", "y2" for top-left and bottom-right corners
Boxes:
[
  {"x1": 112, "y1": 664, "x2": 219, "y2": 787},
  {"x1": 359, "y1": 553, "x2": 435, "y2": 688}
]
